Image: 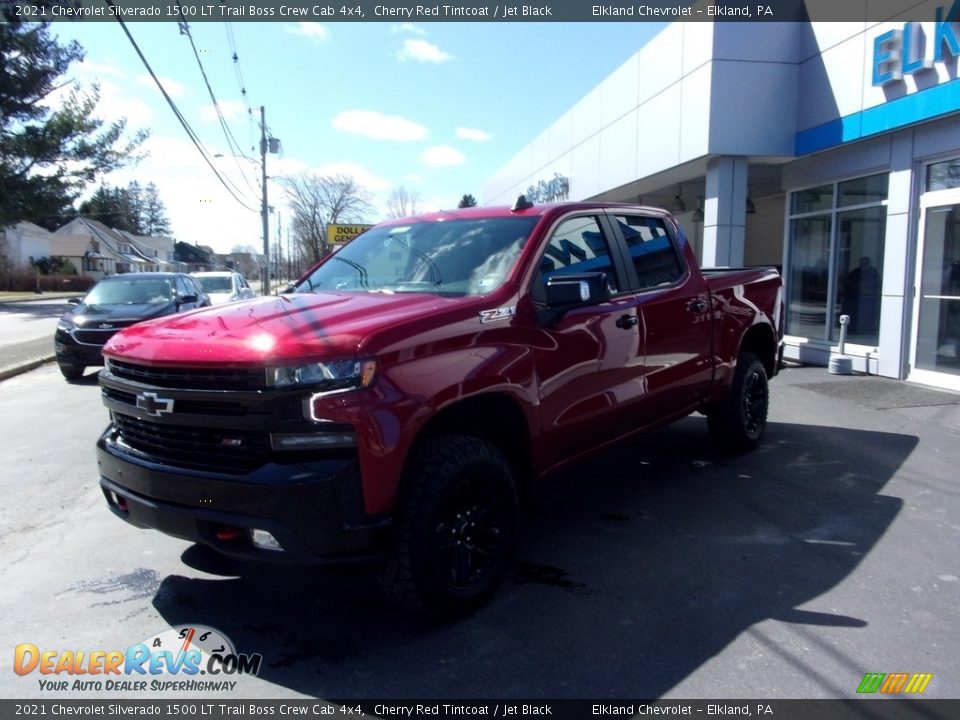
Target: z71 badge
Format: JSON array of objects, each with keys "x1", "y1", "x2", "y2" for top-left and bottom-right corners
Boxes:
[{"x1": 479, "y1": 306, "x2": 516, "y2": 323}]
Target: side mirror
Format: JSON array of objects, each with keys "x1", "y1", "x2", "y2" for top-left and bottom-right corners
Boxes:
[
  {"x1": 538, "y1": 272, "x2": 611, "y2": 325},
  {"x1": 177, "y1": 294, "x2": 198, "y2": 306},
  {"x1": 67, "y1": 297, "x2": 82, "y2": 305},
  {"x1": 545, "y1": 272, "x2": 610, "y2": 307}
]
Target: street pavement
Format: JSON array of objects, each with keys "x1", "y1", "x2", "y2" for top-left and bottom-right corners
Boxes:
[
  {"x1": 1, "y1": 358, "x2": 959, "y2": 701},
  {"x1": 0, "y1": 296, "x2": 71, "y2": 381}
]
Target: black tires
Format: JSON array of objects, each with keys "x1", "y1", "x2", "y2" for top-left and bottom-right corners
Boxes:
[
  {"x1": 379, "y1": 435, "x2": 519, "y2": 618},
  {"x1": 707, "y1": 351, "x2": 769, "y2": 452},
  {"x1": 59, "y1": 364, "x2": 84, "y2": 381}
]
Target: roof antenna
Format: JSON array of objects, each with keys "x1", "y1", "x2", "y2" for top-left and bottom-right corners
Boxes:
[{"x1": 511, "y1": 194, "x2": 534, "y2": 212}]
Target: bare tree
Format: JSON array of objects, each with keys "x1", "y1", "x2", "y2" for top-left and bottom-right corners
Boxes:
[
  {"x1": 385, "y1": 186, "x2": 422, "y2": 219},
  {"x1": 282, "y1": 173, "x2": 374, "y2": 263}
]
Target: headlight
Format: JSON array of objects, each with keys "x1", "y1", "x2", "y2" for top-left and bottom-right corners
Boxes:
[
  {"x1": 56, "y1": 320, "x2": 74, "y2": 332},
  {"x1": 266, "y1": 358, "x2": 377, "y2": 392}
]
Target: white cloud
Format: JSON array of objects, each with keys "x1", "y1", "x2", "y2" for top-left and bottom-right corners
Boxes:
[
  {"x1": 310, "y1": 162, "x2": 392, "y2": 192},
  {"x1": 94, "y1": 134, "x2": 279, "y2": 253},
  {"x1": 199, "y1": 100, "x2": 248, "y2": 123},
  {"x1": 420, "y1": 145, "x2": 465, "y2": 168},
  {"x1": 392, "y1": 23, "x2": 427, "y2": 35},
  {"x1": 71, "y1": 60, "x2": 125, "y2": 79},
  {"x1": 286, "y1": 22, "x2": 331, "y2": 43},
  {"x1": 136, "y1": 73, "x2": 187, "y2": 99},
  {"x1": 403, "y1": 173, "x2": 424, "y2": 184},
  {"x1": 456, "y1": 127, "x2": 493, "y2": 142},
  {"x1": 270, "y1": 157, "x2": 391, "y2": 194},
  {"x1": 332, "y1": 110, "x2": 428, "y2": 142},
  {"x1": 398, "y1": 39, "x2": 453, "y2": 63}
]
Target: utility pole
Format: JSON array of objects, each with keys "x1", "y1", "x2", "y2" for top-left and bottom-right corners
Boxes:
[
  {"x1": 276, "y1": 210, "x2": 282, "y2": 284},
  {"x1": 260, "y1": 105, "x2": 272, "y2": 295}
]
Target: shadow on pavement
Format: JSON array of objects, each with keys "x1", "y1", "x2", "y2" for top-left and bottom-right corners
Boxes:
[{"x1": 150, "y1": 417, "x2": 916, "y2": 698}]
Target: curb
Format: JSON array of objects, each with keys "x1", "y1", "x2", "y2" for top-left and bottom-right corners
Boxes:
[
  {"x1": 0, "y1": 353, "x2": 56, "y2": 383},
  {"x1": 0, "y1": 293, "x2": 77, "y2": 305}
]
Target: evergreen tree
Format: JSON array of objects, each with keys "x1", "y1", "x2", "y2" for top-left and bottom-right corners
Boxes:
[
  {"x1": 142, "y1": 183, "x2": 172, "y2": 235},
  {"x1": 78, "y1": 184, "x2": 140, "y2": 233},
  {"x1": 127, "y1": 181, "x2": 144, "y2": 232},
  {"x1": 457, "y1": 194, "x2": 478, "y2": 208},
  {"x1": 0, "y1": 21, "x2": 147, "y2": 229}
]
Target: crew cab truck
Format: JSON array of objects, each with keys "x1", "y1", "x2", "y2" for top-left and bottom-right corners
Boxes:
[{"x1": 96, "y1": 200, "x2": 783, "y2": 617}]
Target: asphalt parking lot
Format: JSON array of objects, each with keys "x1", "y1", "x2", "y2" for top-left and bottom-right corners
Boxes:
[{"x1": 0, "y1": 361, "x2": 958, "y2": 701}]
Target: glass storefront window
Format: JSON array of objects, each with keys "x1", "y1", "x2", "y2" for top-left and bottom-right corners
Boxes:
[
  {"x1": 926, "y1": 159, "x2": 960, "y2": 192},
  {"x1": 785, "y1": 174, "x2": 889, "y2": 344},
  {"x1": 790, "y1": 184, "x2": 833, "y2": 215},
  {"x1": 839, "y1": 174, "x2": 889, "y2": 207},
  {"x1": 831, "y1": 206, "x2": 886, "y2": 345},
  {"x1": 785, "y1": 218, "x2": 831, "y2": 338}
]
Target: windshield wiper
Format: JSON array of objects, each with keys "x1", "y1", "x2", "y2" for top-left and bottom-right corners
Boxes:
[
  {"x1": 331, "y1": 256, "x2": 370, "y2": 289},
  {"x1": 386, "y1": 236, "x2": 444, "y2": 288}
]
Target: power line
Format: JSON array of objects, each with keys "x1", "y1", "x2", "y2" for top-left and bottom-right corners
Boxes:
[
  {"x1": 103, "y1": 0, "x2": 259, "y2": 214},
  {"x1": 175, "y1": 9, "x2": 260, "y2": 198},
  {"x1": 224, "y1": 22, "x2": 257, "y2": 156}
]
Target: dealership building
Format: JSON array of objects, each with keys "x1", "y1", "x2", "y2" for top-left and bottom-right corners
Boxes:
[{"x1": 483, "y1": 14, "x2": 960, "y2": 391}]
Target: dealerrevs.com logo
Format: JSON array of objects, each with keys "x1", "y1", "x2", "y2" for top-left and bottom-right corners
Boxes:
[{"x1": 13, "y1": 626, "x2": 262, "y2": 692}]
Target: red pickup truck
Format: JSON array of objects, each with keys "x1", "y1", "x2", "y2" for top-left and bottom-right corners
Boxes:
[{"x1": 97, "y1": 200, "x2": 783, "y2": 616}]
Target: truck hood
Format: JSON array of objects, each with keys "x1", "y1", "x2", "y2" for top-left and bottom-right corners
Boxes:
[{"x1": 103, "y1": 291, "x2": 451, "y2": 366}]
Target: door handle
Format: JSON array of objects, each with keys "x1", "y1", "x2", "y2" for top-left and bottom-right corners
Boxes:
[
  {"x1": 688, "y1": 298, "x2": 708, "y2": 314},
  {"x1": 616, "y1": 314, "x2": 639, "y2": 330}
]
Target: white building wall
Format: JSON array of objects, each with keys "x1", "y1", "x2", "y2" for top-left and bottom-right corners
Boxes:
[
  {"x1": 484, "y1": 22, "x2": 801, "y2": 207},
  {"x1": 1, "y1": 225, "x2": 52, "y2": 269}
]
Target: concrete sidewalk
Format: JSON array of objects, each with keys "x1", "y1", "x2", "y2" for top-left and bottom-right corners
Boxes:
[
  {"x1": 0, "y1": 336, "x2": 58, "y2": 382},
  {"x1": 0, "y1": 293, "x2": 76, "y2": 383}
]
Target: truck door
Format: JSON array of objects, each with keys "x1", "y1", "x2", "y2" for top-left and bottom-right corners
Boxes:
[
  {"x1": 531, "y1": 213, "x2": 645, "y2": 467},
  {"x1": 606, "y1": 212, "x2": 714, "y2": 426}
]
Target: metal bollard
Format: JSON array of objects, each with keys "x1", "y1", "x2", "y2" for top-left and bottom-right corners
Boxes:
[{"x1": 829, "y1": 314, "x2": 853, "y2": 375}]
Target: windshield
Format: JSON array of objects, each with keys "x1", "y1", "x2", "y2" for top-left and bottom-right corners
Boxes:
[
  {"x1": 85, "y1": 277, "x2": 173, "y2": 305},
  {"x1": 292, "y1": 216, "x2": 538, "y2": 297},
  {"x1": 195, "y1": 276, "x2": 233, "y2": 293}
]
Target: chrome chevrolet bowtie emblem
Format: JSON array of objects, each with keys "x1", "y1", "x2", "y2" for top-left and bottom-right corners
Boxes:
[{"x1": 136, "y1": 392, "x2": 174, "y2": 417}]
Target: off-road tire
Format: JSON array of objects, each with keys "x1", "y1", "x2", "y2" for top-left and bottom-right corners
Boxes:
[
  {"x1": 378, "y1": 435, "x2": 519, "y2": 618},
  {"x1": 707, "y1": 351, "x2": 769, "y2": 453}
]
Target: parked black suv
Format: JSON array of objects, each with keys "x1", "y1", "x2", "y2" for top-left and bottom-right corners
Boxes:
[{"x1": 54, "y1": 272, "x2": 210, "y2": 380}]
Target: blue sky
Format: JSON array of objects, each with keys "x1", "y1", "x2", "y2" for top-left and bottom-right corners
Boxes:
[{"x1": 51, "y1": 20, "x2": 665, "y2": 253}]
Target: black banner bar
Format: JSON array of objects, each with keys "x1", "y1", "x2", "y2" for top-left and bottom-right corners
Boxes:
[
  {"x1": 2, "y1": 700, "x2": 960, "y2": 720},
  {"x1": 1, "y1": 0, "x2": 955, "y2": 23}
]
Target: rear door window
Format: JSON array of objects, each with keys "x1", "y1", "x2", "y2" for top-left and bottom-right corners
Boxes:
[{"x1": 611, "y1": 214, "x2": 684, "y2": 290}]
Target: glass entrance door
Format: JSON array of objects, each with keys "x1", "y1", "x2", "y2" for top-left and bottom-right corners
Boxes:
[{"x1": 911, "y1": 191, "x2": 960, "y2": 390}]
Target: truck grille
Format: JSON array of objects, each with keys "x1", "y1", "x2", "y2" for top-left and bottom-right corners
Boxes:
[
  {"x1": 102, "y1": 386, "x2": 249, "y2": 417},
  {"x1": 108, "y1": 359, "x2": 265, "y2": 391},
  {"x1": 113, "y1": 414, "x2": 270, "y2": 472}
]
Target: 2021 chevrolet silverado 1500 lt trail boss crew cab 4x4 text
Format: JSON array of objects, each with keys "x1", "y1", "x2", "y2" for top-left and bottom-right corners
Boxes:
[{"x1": 96, "y1": 200, "x2": 783, "y2": 617}]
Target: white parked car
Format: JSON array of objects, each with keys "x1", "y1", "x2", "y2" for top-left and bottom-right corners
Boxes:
[{"x1": 191, "y1": 271, "x2": 257, "y2": 305}]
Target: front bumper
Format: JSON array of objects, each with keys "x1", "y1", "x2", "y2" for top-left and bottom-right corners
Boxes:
[
  {"x1": 97, "y1": 427, "x2": 390, "y2": 564},
  {"x1": 54, "y1": 328, "x2": 108, "y2": 367}
]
